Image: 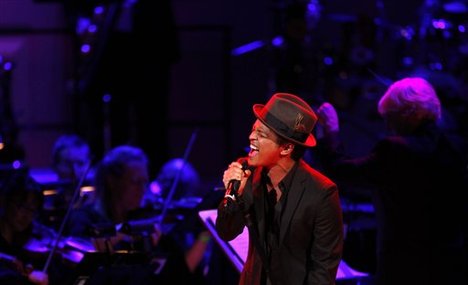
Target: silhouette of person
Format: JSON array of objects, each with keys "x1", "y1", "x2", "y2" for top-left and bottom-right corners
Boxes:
[{"x1": 317, "y1": 77, "x2": 467, "y2": 285}]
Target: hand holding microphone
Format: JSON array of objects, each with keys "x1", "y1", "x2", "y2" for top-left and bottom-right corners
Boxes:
[{"x1": 223, "y1": 157, "x2": 252, "y2": 200}]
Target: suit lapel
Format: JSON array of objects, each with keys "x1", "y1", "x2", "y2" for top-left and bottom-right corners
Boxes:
[
  {"x1": 252, "y1": 168, "x2": 266, "y2": 247},
  {"x1": 279, "y1": 164, "x2": 306, "y2": 244}
]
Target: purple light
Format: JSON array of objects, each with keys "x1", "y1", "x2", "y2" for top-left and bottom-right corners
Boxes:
[
  {"x1": 88, "y1": 24, "x2": 97, "y2": 33},
  {"x1": 432, "y1": 19, "x2": 447, "y2": 30},
  {"x1": 400, "y1": 27, "x2": 414, "y2": 40},
  {"x1": 76, "y1": 17, "x2": 91, "y2": 35},
  {"x1": 459, "y1": 25, "x2": 466, "y2": 33},
  {"x1": 429, "y1": 62, "x2": 443, "y2": 71},
  {"x1": 271, "y1": 36, "x2": 284, "y2": 47},
  {"x1": 307, "y1": 2, "x2": 318, "y2": 13},
  {"x1": 323, "y1": 56, "x2": 333, "y2": 65},
  {"x1": 94, "y1": 6, "x2": 105, "y2": 15},
  {"x1": 402, "y1": 56, "x2": 414, "y2": 67},
  {"x1": 102, "y1": 94, "x2": 112, "y2": 103},
  {"x1": 150, "y1": 181, "x2": 162, "y2": 195},
  {"x1": 231, "y1": 40, "x2": 265, "y2": 56},
  {"x1": 81, "y1": 44, "x2": 91, "y2": 54},
  {"x1": 12, "y1": 160, "x2": 21, "y2": 169},
  {"x1": 3, "y1": 62, "x2": 12, "y2": 71}
]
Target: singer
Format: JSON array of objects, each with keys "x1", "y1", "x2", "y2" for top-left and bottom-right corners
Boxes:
[{"x1": 216, "y1": 93, "x2": 343, "y2": 285}]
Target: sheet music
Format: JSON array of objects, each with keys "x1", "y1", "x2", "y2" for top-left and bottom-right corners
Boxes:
[
  {"x1": 198, "y1": 209, "x2": 247, "y2": 272},
  {"x1": 199, "y1": 209, "x2": 369, "y2": 279}
]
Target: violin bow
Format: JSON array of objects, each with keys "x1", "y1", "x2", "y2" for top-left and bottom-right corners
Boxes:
[
  {"x1": 157, "y1": 128, "x2": 199, "y2": 231},
  {"x1": 41, "y1": 159, "x2": 93, "y2": 273}
]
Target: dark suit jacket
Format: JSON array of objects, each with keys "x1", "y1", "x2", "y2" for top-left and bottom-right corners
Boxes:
[{"x1": 216, "y1": 160, "x2": 343, "y2": 285}]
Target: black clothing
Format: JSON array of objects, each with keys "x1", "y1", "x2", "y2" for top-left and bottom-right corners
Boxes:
[{"x1": 320, "y1": 122, "x2": 467, "y2": 285}]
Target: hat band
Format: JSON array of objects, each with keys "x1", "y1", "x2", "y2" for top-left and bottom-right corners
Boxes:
[{"x1": 264, "y1": 112, "x2": 308, "y2": 143}]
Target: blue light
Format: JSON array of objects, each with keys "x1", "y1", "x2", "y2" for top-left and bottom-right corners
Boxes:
[
  {"x1": 76, "y1": 17, "x2": 91, "y2": 35},
  {"x1": 3, "y1": 62, "x2": 12, "y2": 71},
  {"x1": 402, "y1": 56, "x2": 414, "y2": 67},
  {"x1": 432, "y1": 19, "x2": 447, "y2": 30},
  {"x1": 429, "y1": 62, "x2": 443, "y2": 71},
  {"x1": 323, "y1": 56, "x2": 333, "y2": 65},
  {"x1": 102, "y1": 94, "x2": 112, "y2": 103},
  {"x1": 271, "y1": 36, "x2": 284, "y2": 47},
  {"x1": 12, "y1": 160, "x2": 21, "y2": 169},
  {"x1": 231, "y1": 40, "x2": 265, "y2": 56},
  {"x1": 88, "y1": 24, "x2": 97, "y2": 33},
  {"x1": 81, "y1": 44, "x2": 91, "y2": 54},
  {"x1": 94, "y1": 6, "x2": 105, "y2": 15}
]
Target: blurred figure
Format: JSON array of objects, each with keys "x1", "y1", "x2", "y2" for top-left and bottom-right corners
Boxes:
[
  {"x1": 65, "y1": 145, "x2": 158, "y2": 284},
  {"x1": 52, "y1": 134, "x2": 92, "y2": 184},
  {"x1": 317, "y1": 77, "x2": 467, "y2": 285},
  {"x1": 141, "y1": 158, "x2": 202, "y2": 208},
  {"x1": 141, "y1": 157, "x2": 219, "y2": 284},
  {"x1": 67, "y1": 145, "x2": 149, "y2": 239},
  {"x1": 0, "y1": 171, "x2": 49, "y2": 285},
  {"x1": 140, "y1": 156, "x2": 219, "y2": 284},
  {"x1": 42, "y1": 134, "x2": 94, "y2": 230},
  {"x1": 67, "y1": 145, "x2": 210, "y2": 284}
]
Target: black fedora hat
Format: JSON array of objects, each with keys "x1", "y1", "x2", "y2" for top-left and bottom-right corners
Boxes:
[{"x1": 253, "y1": 93, "x2": 317, "y2": 147}]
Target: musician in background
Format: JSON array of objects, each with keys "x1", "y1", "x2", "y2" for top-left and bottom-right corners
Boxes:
[
  {"x1": 66, "y1": 145, "x2": 150, "y2": 246},
  {"x1": 41, "y1": 134, "x2": 95, "y2": 231},
  {"x1": 141, "y1": 157, "x2": 203, "y2": 208},
  {"x1": 0, "y1": 171, "x2": 48, "y2": 285},
  {"x1": 66, "y1": 145, "x2": 210, "y2": 284},
  {"x1": 141, "y1": 157, "x2": 216, "y2": 284},
  {"x1": 52, "y1": 134, "x2": 93, "y2": 185}
]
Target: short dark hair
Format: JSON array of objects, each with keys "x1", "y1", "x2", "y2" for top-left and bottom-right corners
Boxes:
[
  {"x1": 275, "y1": 136, "x2": 306, "y2": 161},
  {"x1": 52, "y1": 134, "x2": 90, "y2": 166},
  {"x1": 94, "y1": 145, "x2": 148, "y2": 214}
]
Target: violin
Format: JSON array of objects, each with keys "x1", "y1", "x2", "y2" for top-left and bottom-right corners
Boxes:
[
  {"x1": 0, "y1": 250, "x2": 48, "y2": 285},
  {"x1": 23, "y1": 234, "x2": 96, "y2": 268}
]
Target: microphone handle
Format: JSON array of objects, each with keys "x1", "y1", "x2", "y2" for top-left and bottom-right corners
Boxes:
[
  {"x1": 228, "y1": 179, "x2": 241, "y2": 197},
  {"x1": 227, "y1": 158, "x2": 249, "y2": 196}
]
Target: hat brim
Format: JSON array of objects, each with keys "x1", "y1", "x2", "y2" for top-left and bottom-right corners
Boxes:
[{"x1": 253, "y1": 104, "x2": 316, "y2": 147}]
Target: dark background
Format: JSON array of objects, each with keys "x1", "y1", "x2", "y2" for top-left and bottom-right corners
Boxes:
[{"x1": 1, "y1": 0, "x2": 467, "y2": 277}]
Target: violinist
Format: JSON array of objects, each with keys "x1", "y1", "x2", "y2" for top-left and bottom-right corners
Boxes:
[
  {"x1": 0, "y1": 171, "x2": 48, "y2": 285},
  {"x1": 52, "y1": 134, "x2": 92, "y2": 185},
  {"x1": 42, "y1": 134, "x2": 95, "y2": 231},
  {"x1": 66, "y1": 145, "x2": 211, "y2": 284},
  {"x1": 66, "y1": 145, "x2": 154, "y2": 249}
]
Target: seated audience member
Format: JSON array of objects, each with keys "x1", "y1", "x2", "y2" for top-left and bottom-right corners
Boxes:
[
  {"x1": 317, "y1": 77, "x2": 467, "y2": 285},
  {"x1": 0, "y1": 172, "x2": 49, "y2": 285}
]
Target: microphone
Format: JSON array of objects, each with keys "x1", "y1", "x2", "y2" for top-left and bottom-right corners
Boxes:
[{"x1": 226, "y1": 157, "x2": 250, "y2": 198}]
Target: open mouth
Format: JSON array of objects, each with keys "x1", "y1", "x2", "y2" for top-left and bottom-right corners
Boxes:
[{"x1": 249, "y1": 144, "x2": 259, "y2": 158}]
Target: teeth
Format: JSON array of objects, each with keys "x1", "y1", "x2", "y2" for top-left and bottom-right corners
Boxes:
[{"x1": 250, "y1": 145, "x2": 258, "y2": 151}]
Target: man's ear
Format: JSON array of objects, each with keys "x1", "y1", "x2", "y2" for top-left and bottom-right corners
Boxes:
[{"x1": 281, "y1": 143, "x2": 294, "y2": 155}]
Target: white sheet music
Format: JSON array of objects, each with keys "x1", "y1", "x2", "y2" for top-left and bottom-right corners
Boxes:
[{"x1": 199, "y1": 209, "x2": 369, "y2": 279}]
